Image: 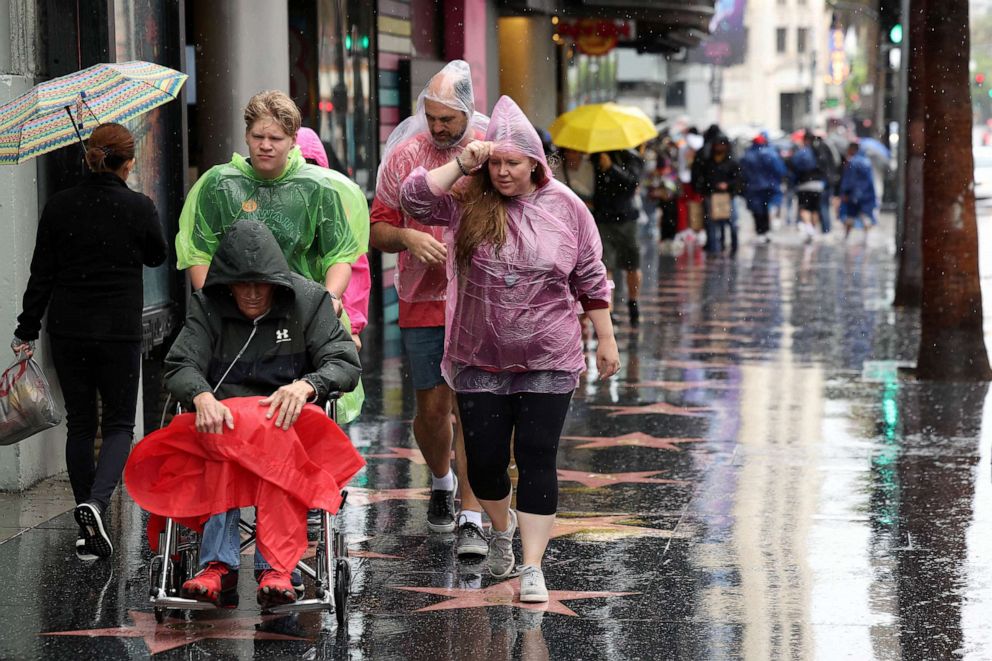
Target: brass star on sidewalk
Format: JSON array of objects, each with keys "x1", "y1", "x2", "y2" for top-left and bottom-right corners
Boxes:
[
  {"x1": 561, "y1": 432, "x2": 704, "y2": 451},
  {"x1": 550, "y1": 514, "x2": 682, "y2": 540},
  {"x1": 557, "y1": 469, "x2": 689, "y2": 488},
  {"x1": 348, "y1": 488, "x2": 432, "y2": 506},
  {"x1": 393, "y1": 578, "x2": 637, "y2": 617},
  {"x1": 591, "y1": 402, "x2": 711, "y2": 417},
  {"x1": 43, "y1": 610, "x2": 307, "y2": 655}
]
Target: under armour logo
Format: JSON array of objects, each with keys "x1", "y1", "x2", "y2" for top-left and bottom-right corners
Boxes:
[{"x1": 275, "y1": 329, "x2": 290, "y2": 343}]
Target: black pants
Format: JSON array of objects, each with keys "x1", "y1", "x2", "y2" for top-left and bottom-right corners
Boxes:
[
  {"x1": 50, "y1": 336, "x2": 141, "y2": 510},
  {"x1": 456, "y1": 391, "x2": 573, "y2": 516},
  {"x1": 753, "y1": 210, "x2": 770, "y2": 235},
  {"x1": 659, "y1": 199, "x2": 679, "y2": 240}
]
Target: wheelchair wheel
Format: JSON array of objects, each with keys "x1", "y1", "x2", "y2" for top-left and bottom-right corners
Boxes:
[{"x1": 334, "y1": 559, "x2": 350, "y2": 627}]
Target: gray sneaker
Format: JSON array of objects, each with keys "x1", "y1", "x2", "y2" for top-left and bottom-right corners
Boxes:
[
  {"x1": 519, "y1": 565, "x2": 548, "y2": 603},
  {"x1": 455, "y1": 514, "x2": 489, "y2": 558},
  {"x1": 487, "y1": 509, "x2": 517, "y2": 578}
]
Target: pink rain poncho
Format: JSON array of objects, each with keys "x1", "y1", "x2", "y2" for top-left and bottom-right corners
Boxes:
[
  {"x1": 399, "y1": 96, "x2": 610, "y2": 394},
  {"x1": 296, "y1": 128, "x2": 371, "y2": 334},
  {"x1": 374, "y1": 60, "x2": 489, "y2": 303}
]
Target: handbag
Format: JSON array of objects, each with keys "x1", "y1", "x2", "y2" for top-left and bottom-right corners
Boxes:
[
  {"x1": 0, "y1": 354, "x2": 62, "y2": 446},
  {"x1": 710, "y1": 192, "x2": 732, "y2": 221}
]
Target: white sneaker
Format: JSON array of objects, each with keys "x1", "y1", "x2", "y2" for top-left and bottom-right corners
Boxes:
[
  {"x1": 518, "y1": 565, "x2": 548, "y2": 603},
  {"x1": 487, "y1": 509, "x2": 517, "y2": 578}
]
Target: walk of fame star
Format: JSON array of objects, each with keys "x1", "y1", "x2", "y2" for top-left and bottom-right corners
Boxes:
[
  {"x1": 347, "y1": 488, "x2": 432, "y2": 506},
  {"x1": 43, "y1": 610, "x2": 307, "y2": 655},
  {"x1": 393, "y1": 578, "x2": 637, "y2": 617},
  {"x1": 591, "y1": 402, "x2": 711, "y2": 417},
  {"x1": 561, "y1": 432, "x2": 705, "y2": 451},
  {"x1": 550, "y1": 514, "x2": 681, "y2": 540},
  {"x1": 557, "y1": 469, "x2": 689, "y2": 488}
]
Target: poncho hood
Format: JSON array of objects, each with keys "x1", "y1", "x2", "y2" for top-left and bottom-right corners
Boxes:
[
  {"x1": 296, "y1": 128, "x2": 329, "y2": 168},
  {"x1": 486, "y1": 95, "x2": 552, "y2": 184},
  {"x1": 376, "y1": 60, "x2": 489, "y2": 188}
]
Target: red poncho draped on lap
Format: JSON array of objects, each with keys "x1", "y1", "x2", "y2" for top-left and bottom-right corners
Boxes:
[{"x1": 124, "y1": 397, "x2": 365, "y2": 573}]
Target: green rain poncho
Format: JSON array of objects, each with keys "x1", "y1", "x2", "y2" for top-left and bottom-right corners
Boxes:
[{"x1": 176, "y1": 147, "x2": 367, "y2": 422}]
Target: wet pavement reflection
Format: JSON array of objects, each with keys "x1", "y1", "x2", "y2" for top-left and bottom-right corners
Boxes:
[{"x1": 4, "y1": 219, "x2": 992, "y2": 658}]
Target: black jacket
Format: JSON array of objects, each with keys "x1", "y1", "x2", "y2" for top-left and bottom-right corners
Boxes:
[
  {"x1": 691, "y1": 154, "x2": 744, "y2": 197},
  {"x1": 164, "y1": 220, "x2": 361, "y2": 407},
  {"x1": 15, "y1": 172, "x2": 167, "y2": 342},
  {"x1": 592, "y1": 150, "x2": 643, "y2": 224}
]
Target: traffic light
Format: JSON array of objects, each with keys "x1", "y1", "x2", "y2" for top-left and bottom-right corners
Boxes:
[
  {"x1": 977, "y1": 73, "x2": 986, "y2": 87},
  {"x1": 889, "y1": 23, "x2": 903, "y2": 44}
]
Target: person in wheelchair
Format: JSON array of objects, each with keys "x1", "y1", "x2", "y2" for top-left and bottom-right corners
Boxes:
[{"x1": 163, "y1": 220, "x2": 361, "y2": 609}]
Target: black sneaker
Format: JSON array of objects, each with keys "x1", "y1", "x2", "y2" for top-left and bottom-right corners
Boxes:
[
  {"x1": 427, "y1": 476, "x2": 457, "y2": 533},
  {"x1": 628, "y1": 300, "x2": 640, "y2": 327},
  {"x1": 74, "y1": 538, "x2": 98, "y2": 562},
  {"x1": 74, "y1": 502, "x2": 112, "y2": 558},
  {"x1": 455, "y1": 514, "x2": 489, "y2": 558}
]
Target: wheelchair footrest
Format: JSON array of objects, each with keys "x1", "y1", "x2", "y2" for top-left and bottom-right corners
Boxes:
[
  {"x1": 263, "y1": 597, "x2": 333, "y2": 615},
  {"x1": 152, "y1": 596, "x2": 217, "y2": 610}
]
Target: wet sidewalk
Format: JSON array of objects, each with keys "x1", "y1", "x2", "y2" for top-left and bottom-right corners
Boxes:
[{"x1": 3, "y1": 214, "x2": 992, "y2": 659}]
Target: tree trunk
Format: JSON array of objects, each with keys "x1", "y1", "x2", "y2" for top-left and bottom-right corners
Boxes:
[
  {"x1": 893, "y1": 0, "x2": 926, "y2": 308},
  {"x1": 917, "y1": 0, "x2": 992, "y2": 381}
]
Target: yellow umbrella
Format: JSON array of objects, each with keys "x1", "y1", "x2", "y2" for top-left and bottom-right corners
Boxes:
[{"x1": 549, "y1": 103, "x2": 658, "y2": 154}]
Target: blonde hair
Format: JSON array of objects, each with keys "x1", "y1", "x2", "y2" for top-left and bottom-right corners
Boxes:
[{"x1": 244, "y1": 90, "x2": 301, "y2": 136}]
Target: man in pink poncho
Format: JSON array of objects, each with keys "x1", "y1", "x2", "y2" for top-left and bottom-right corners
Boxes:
[
  {"x1": 370, "y1": 60, "x2": 488, "y2": 556},
  {"x1": 399, "y1": 95, "x2": 621, "y2": 603}
]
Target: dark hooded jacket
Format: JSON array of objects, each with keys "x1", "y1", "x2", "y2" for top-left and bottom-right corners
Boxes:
[{"x1": 164, "y1": 221, "x2": 361, "y2": 407}]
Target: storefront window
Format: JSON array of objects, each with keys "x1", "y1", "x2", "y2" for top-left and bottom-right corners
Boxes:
[{"x1": 311, "y1": 0, "x2": 376, "y2": 192}]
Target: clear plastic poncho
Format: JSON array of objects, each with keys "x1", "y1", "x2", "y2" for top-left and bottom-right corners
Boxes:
[
  {"x1": 399, "y1": 96, "x2": 610, "y2": 394},
  {"x1": 374, "y1": 60, "x2": 489, "y2": 303}
]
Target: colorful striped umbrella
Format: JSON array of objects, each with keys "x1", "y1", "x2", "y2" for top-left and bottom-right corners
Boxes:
[{"x1": 0, "y1": 61, "x2": 187, "y2": 165}]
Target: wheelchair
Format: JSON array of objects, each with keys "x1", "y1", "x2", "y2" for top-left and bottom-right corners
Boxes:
[{"x1": 147, "y1": 398, "x2": 353, "y2": 626}]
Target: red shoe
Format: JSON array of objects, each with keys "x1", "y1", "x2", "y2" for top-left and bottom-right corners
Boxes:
[
  {"x1": 257, "y1": 569, "x2": 297, "y2": 608},
  {"x1": 182, "y1": 562, "x2": 239, "y2": 608}
]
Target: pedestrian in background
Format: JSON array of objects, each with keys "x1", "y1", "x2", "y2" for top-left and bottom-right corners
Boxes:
[
  {"x1": 369, "y1": 60, "x2": 488, "y2": 556},
  {"x1": 692, "y1": 133, "x2": 743, "y2": 255},
  {"x1": 839, "y1": 142, "x2": 878, "y2": 240},
  {"x1": 296, "y1": 127, "x2": 372, "y2": 349},
  {"x1": 11, "y1": 123, "x2": 167, "y2": 561},
  {"x1": 789, "y1": 131, "x2": 826, "y2": 243},
  {"x1": 592, "y1": 147, "x2": 644, "y2": 326},
  {"x1": 741, "y1": 134, "x2": 786, "y2": 243},
  {"x1": 647, "y1": 138, "x2": 681, "y2": 252},
  {"x1": 400, "y1": 95, "x2": 619, "y2": 603}
]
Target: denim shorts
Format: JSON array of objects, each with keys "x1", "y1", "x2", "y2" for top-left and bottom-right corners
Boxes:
[{"x1": 401, "y1": 326, "x2": 446, "y2": 391}]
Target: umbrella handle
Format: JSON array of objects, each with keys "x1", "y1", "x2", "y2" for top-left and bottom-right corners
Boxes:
[{"x1": 63, "y1": 105, "x2": 87, "y2": 154}]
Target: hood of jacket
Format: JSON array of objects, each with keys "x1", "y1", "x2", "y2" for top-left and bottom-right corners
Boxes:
[
  {"x1": 229, "y1": 146, "x2": 306, "y2": 185},
  {"x1": 202, "y1": 220, "x2": 296, "y2": 306}
]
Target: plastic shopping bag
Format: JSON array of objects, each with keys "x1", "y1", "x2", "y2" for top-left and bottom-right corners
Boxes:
[{"x1": 0, "y1": 354, "x2": 61, "y2": 446}]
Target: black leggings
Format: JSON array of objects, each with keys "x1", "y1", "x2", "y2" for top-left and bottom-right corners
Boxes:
[
  {"x1": 456, "y1": 391, "x2": 573, "y2": 516},
  {"x1": 50, "y1": 336, "x2": 141, "y2": 510}
]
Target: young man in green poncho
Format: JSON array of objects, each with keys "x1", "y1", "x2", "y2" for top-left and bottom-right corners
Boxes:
[{"x1": 175, "y1": 90, "x2": 365, "y2": 423}]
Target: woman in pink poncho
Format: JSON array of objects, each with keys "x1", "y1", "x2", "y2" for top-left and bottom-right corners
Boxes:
[{"x1": 400, "y1": 96, "x2": 620, "y2": 603}]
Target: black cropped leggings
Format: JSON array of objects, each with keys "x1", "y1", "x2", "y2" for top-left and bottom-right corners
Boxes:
[{"x1": 456, "y1": 391, "x2": 573, "y2": 516}]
